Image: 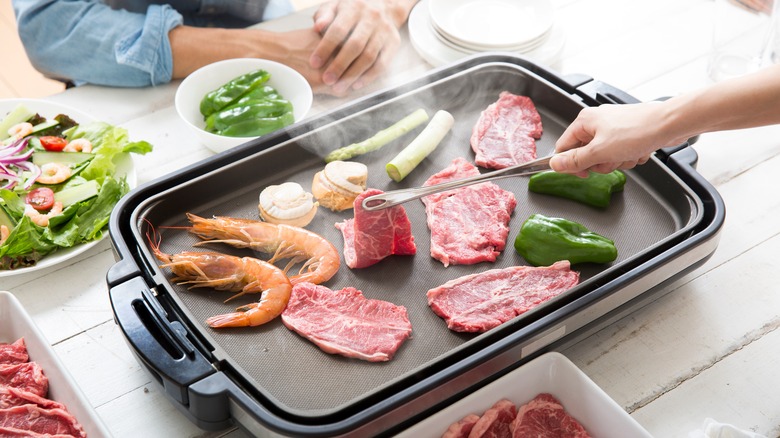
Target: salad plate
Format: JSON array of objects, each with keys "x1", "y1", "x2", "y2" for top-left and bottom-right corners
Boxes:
[{"x1": 0, "y1": 98, "x2": 139, "y2": 277}]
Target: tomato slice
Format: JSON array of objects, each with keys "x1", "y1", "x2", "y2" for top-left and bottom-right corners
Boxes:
[
  {"x1": 26, "y1": 187, "x2": 56, "y2": 211},
  {"x1": 39, "y1": 136, "x2": 68, "y2": 152}
]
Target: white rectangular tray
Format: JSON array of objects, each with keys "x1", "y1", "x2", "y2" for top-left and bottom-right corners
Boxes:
[
  {"x1": 0, "y1": 290, "x2": 111, "y2": 437},
  {"x1": 395, "y1": 351, "x2": 652, "y2": 437}
]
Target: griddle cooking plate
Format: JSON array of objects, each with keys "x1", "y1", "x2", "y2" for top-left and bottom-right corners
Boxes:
[{"x1": 109, "y1": 55, "x2": 717, "y2": 434}]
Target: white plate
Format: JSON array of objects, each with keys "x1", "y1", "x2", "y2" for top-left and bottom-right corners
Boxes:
[
  {"x1": 0, "y1": 98, "x2": 137, "y2": 277},
  {"x1": 395, "y1": 352, "x2": 653, "y2": 437},
  {"x1": 431, "y1": 20, "x2": 550, "y2": 55},
  {"x1": 0, "y1": 290, "x2": 112, "y2": 436},
  {"x1": 428, "y1": 0, "x2": 555, "y2": 50},
  {"x1": 409, "y1": 0, "x2": 566, "y2": 68}
]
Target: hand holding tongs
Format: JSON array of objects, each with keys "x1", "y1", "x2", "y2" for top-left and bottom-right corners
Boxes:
[{"x1": 362, "y1": 155, "x2": 552, "y2": 211}]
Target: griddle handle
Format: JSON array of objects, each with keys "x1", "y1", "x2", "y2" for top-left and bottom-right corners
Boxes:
[{"x1": 109, "y1": 277, "x2": 215, "y2": 405}]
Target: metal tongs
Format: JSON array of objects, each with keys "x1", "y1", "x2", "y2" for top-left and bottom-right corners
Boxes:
[{"x1": 362, "y1": 155, "x2": 552, "y2": 211}]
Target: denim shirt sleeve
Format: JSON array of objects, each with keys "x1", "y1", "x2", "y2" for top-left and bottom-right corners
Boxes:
[{"x1": 13, "y1": 0, "x2": 183, "y2": 87}]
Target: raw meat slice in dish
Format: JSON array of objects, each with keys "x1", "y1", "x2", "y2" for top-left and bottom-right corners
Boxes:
[
  {"x1": 0, "y1": 339, "x2": 28, "y2": 365},
  {"x1": 281, "y1": 282, "x2": 413, "y2": 362},
  {"x1": 422, "y1": 157, "x2": 516, "y2": 267},
  {"x1": 468, "y1": 398, "x2": 517, "y2": 438},
  {"x1": 0, "y1": 387, "x2": 67, "y2": 410},
  {"x1": 511, "y1": 393, "x2": 591, "y2": 437},
  {"x1": 470, "y1": 91, "x2": 543, "y2": 169},
  {"x1": 427, "y1": 261, "x2": 580, "y2": 333},
  {"x1": 0, "y1": 362, "x2": 48, "y2": 397},
  {"x1": 335, "y1": 188, "x2": 416, "y2": 269},
  {"x1": 442, "y1": 413, "x2": 481, "y2": 438},
  {"x1": 0, "y1": 405, "x2": 86, "y2": 437}
]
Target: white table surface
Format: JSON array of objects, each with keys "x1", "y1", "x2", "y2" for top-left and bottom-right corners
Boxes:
[{"x1": 4, "y1": 0, "x2": 780, "y2": 437}]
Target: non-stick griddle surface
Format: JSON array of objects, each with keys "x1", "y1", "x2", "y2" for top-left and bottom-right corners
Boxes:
[{"x1": 137, "y1": 62, "x2": 699, "y2": 417}]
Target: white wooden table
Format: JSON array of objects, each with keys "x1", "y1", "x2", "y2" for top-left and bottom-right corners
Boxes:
[{"x1": 4, "y1": 0, "x2": 780, "y2": 436}]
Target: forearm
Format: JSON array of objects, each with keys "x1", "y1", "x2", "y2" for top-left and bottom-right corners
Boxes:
[
  {"x1": 661, "y1": 63, "x2": 780, "y2": 140},
  {"x1": 169, "y1": 27, "x2": 285, "y2": 79}
]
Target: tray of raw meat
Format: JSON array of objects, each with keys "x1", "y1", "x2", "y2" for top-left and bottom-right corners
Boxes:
[
  {"x1": 0, "y1": 291, "x2": 110, "y2": 436},
  {"x1": 395, "y1": 352, "x2": 652, "y2": 437}
]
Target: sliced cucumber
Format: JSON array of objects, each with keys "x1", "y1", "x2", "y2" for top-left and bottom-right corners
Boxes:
[
  {"x1": 32, "y1": 151, "x2": 94, "y2": 166},
  {"x1": 0, "y1": 206, "x2": 15, "y2": 231},
  {"x1": 54, "y1": 180, "x2": 99, "y2": 207},
  {"x1": 0, "y1": 104, "x2": 35, "y2": 141},
  {"x1": 31, "y1": 119, "x2": 59, "y2": 134}
]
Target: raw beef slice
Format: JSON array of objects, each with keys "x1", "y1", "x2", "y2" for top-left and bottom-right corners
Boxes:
[
  {"x1": 511, "y1": 393, "x2": 591, "y2": 437},
  {"x1": 336, "y1": 188, "x2": 416, "y2": 269},
  {"x1": 0, "y1": 387, "x2": 66, "y2": 411},
  {"x1": 0, "y1": 405, "x2": 86, "y2": 437},
  {"x1": 470, "y1": 91, "x2": 543, "y2": 169},
  {"x1": 281, "y1": 282, "x2": 413, "y2": 362},
  {"x1": 422, "y1": 158, "x2": 516, "y2": 267},
  {"x1": 0, "y1": 362, "x2": 48, "y2": 397},
  {"x1": 427, "y1": 261, "x2": 579, "y2": 333},
  {"x1": 468, "y1": 398, "x2": 517, "y2": 438},
  {"x1": 442, "y1": 414, "x2": 481, "y2": 438},
  {"x1": 0, "y1": 339, "x2": 28, "y2": 365}
]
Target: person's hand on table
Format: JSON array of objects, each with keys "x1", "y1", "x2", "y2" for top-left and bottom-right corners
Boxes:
[
  {"x1": 309, "y1": 0, "x2": 417, "y2": 96},
  {"x1": 550, "y1": 102, "x2": 685, "y2": 176}
]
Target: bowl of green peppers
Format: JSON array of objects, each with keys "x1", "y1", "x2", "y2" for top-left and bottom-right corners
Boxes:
[{"x1": 176, "y1": 58, "x2": 313, "y2": 153}]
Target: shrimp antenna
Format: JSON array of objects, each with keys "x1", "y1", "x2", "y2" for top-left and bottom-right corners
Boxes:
[{"x1": 143, "y1": 217, "x2": 161, "y2": 249}]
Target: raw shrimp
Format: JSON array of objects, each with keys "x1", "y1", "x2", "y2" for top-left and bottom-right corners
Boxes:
[
  {"x1": 146, "y1": 225, "x2": 292, "y2": 328},
  {"x1": 0, "y1": 225, "x2": 9, "y2": 246},
  {"x1": 24, "y1": 202, "x2": 63, "y2": 227},
  {"x1": 63, "y1": 138, "x2": 92, "y2": 153},
  {"x1": 8, "y1": 122, "x2": 33, "y2": 140},
  {"x1": 186, "y1": 213, "x2": 340, "y2": 285},
  {"x1": 36, "y1": 162, "x2": 72, "y2": 185}
]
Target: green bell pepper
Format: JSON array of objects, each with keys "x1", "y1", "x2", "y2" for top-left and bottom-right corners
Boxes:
[
  {"x1": 514, "y1": 214, "x2": 617, "y2": 266},
  {"x1": 205, "y1": 99, "x2": 294, "y2": 134},
  {"x1": 528, "y1": 170, "x2": 626, "y2": 208},
  {"x1": 199, "y1": 69, "x2": 271, "y2": 118},
  {"x1": 214, "y1": 112, "x2": 295, "y2": 138},
  {"x1": 205, "y1": 100, "x2": 293, "y2": 137}
]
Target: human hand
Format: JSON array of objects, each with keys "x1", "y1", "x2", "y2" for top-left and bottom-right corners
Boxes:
[
  {"x1": 241, "y1": 28, "x2": 343, "y2": 96},
  {"x1": 309, "y1": 0, "x2": 412, "y2": 95},
  {"x1": 550, "y1": 102, "x2": 689, "y2": 175}
]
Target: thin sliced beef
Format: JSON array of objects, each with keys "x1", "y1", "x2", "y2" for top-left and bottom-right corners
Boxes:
[
  {"x1": 281, "y1": 282, "x2": 413, "y2": 362},
  {"x1": 0, "y1": 339, "x2": 28, "y2": 365},
  {"x1": 335, "y1": 188, "x2": 416, "y2": 269},
  {"x1": 422, "y1": 158, "x2": 516, "y2": 267},
  {"x1": 0, "y1": 387, "x2": 67, "y2": 411},
  {"x1": 442, "y1": 414, "x2": 481, "y2": 438},
  {"x1": 0, "y1": 405, "x2": 86, "y2": 438},
  {"x1": 512, "y1": 393, "x2": 591, "y2": 437},
  {"x1": 0, "y1": 426, "x2": 76, "y2": 437},
  {"x1": 0, "y1": 362, "x2": 48, "y2": 397},
  {"x1": 427, "y1": 261, "x2": 579, "y2": 332},
  {"x1": 470, "y1": 91, "x2": 543, "y2": 169},
  {"x1": 468, "y1": 399, "x2": 517, "y2": 438}
]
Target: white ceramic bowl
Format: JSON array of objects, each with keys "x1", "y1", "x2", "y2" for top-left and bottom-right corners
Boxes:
[{"x1": 175, "y1": 58, "x2": 313, "y2": 154}]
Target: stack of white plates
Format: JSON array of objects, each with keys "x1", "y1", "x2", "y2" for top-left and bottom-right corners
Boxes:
[{"x1": 409, "y1": 0, "x2": 565, "y2": 67}]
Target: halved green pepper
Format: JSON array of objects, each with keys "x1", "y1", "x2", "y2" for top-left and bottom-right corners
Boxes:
[
  {"x1": 213, "y1": 112, "x2": 294, "y2": 138},
  {"x1": 205, "y1": 99, "x2": 294, "y2": 136},
  {"x1": 528, "y1": 170, "x2": 626, "y2": 208},
  {"x1": 199, "y1": 69, "x2": 271, "y2": 118},
  {"x1": 514, "y1": 213, "x2": 617, "y2": 266}
]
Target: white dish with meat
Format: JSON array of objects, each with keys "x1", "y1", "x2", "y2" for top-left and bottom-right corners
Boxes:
[
  {"x1": 0, "y1": 290, "x2": 111, "y2": 436},
  {"x1": 395, "y1": 351, "x2": 653, "y2": 437}
]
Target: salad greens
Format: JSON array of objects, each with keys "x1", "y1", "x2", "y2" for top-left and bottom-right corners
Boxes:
[{"x1": 0, "y1": 104, "x2": 153, "y2": 270}]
